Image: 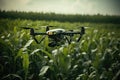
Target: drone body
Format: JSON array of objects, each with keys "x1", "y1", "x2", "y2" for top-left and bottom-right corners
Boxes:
[
  {"x1": 47, "y1": 29, "x2": 66, "y2": 46},
  {"x1": 22, "y1": 26, "x2": 85, "y2": 47}
]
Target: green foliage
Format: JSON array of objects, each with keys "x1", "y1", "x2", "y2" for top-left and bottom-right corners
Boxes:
[
  {"x1": 39, "y1": 66, "x2": 49, "y2": 76},
  {"x1": 0, "y1": 19, "x2": 120, "y2": 80},
  {"x1": 0, "y1": 10, "x2": 120, "y2": 24}
]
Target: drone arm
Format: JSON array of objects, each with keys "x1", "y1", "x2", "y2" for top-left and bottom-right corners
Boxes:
[
  {"x1": 65, "y1": 36, "x2": 71, "y2": 44},
  {"x1": 22, "y1": 27, "x2": 47, "y2": 44},
  {"x1": 77, "y1": 35, "x2": 82, "y2": 42},
  {"x1": 32, "y1": 35, "x2": 46, "y2": 44},
  {"x1": 29, "y1": 28, "x2": 47, "y2": 36},
  {"x1": 77, "y1": 27, "x2": 85, "y2": 42},
  {"x1": 32, "y1": 36, "x2": 39, "y2": 44},
  {"x1": 61, "y1": 32, "x2": 80, "y2": 35},
  {"x1": 29, "y1": 28, "x2": 46, "y2": 44},
  {"x1": 63, "y1": 27, "x2": 85, "y2": 42},
  {"x1": 34, "y1": 32, "x2": 47, "y2": 35},
  {"x1": 39, "y1": 35, "x2": 46, "y2": 44}
]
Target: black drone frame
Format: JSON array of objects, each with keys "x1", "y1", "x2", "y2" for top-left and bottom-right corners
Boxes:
[
  {"x1": 62, "y1": 27, "x2": 85, "y2": 44},
  {"x1": 22, "y1": 26, "x2": 85, "y2": 45}
]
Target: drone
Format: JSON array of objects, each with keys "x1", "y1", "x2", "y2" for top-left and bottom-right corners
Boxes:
[{"x1": 22, "y1": 26, "x2": 85, "y2": 47}]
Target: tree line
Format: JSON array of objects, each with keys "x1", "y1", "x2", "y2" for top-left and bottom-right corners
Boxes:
[{"x1": 0, "y1": 10, "x2": 120, "y2": 24}]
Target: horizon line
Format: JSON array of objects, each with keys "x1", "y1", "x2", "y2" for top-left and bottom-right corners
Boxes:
[{"x1": 1, "y1": 9, "x2": 120, "y2": 16}]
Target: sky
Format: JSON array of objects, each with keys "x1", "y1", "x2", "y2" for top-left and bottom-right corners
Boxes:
[{"x1": 0, "y1": 0, "x2": 120, "y2": 15}]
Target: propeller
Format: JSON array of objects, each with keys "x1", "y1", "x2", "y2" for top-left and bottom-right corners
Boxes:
[
  {"x1": 21, "y1": 27, "x2": 39, "y2": 30},
  {"x1": 21, "y1": 27, "x2": 32, "y2": 29},
  {"x1": 40, "y1": 25, "x2": 56, "y2": 28},
  {"x1": 21, "y1": 27, "x2": 35, "y2": 35},
  {"x1": 41, "y1": 25, "x2": 56, "y2": 31},
  {"x1": 39, "y1": 25, "x2": 56, "y2": 31}
]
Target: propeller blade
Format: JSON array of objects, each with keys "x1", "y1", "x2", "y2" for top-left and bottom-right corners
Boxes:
[
  {"x1": 40, "y1": 25, "x2": 55, "y2": 31},
  {"x1": 46, "y1": 25, "x2": 56, "y2": 31},
  {"x1": 47, "y1": 26, "x2": 56, "y2": 27},
  {"x1": 41, "y1": 25, "x2": 55, "y2": 28},
  {"x1": 21, "y1": 27, "x2": 40, "y2": 30},
  {"x1": 21, "y1": 27, "x2": 32, "y2": 29}
]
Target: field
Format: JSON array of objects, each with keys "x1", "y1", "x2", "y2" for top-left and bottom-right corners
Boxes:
[{"x1": 0, "y1": 18, "x2": 120, "y2": 80}]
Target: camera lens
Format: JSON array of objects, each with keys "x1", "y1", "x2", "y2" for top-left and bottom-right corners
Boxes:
[{"x1": 48, "y1": 42, "x2": 57, "y2": 47}]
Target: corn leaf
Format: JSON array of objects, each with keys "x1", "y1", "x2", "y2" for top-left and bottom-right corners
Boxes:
[{"x1": 39, "y1": 66, "x2": 49, "y2": 76}]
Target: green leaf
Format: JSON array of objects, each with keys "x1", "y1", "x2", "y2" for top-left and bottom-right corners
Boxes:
[
  {"x1": 40, "y1": 49, "x2": 52, "y2": 59},
  {"x1": 89, "y1": 71, "x2": 96, "y2": 79},
  {"x1": 22, "y1": 52, "x2": 29, "y2": 70},
  {"x1": 15, "y1": 49, "x2": 23, "y2": 61},
  {"x1": 39, "y1": 66, "x2": 49, "y2": 76},
  {"x1": 2, "y1": 74, "x2": 22, "y2": 80},
  {"x1": 30, "y1": 49, "x2": 40, "y2": 55},
  {"x1": 24, "y1": 39, "x2": 33, "y2": 48},
  {"x1": 22, "y1": 52, "x2": 29, "y2": 80}
]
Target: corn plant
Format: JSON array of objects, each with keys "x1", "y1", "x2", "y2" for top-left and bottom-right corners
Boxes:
[{"x1": 0, "y1": 19, "x2": 120, "y2": 80}]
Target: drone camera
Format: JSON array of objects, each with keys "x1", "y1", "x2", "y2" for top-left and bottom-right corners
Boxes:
[{"x1": 48, "y1": 32, "x2": 53, "y2": 35}]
